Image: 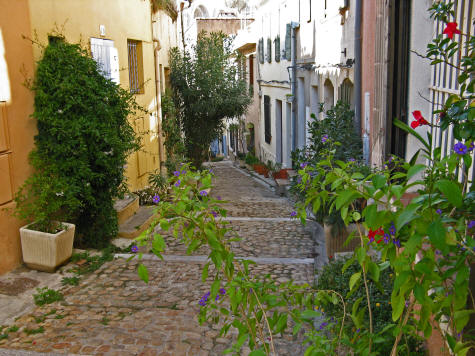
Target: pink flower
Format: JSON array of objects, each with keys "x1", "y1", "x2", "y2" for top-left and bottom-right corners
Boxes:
[{"x1": 410, "y1": 111, "x2": 429, "y2": 129}]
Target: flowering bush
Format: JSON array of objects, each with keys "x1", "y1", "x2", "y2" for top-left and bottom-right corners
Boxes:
[
  {"x1": 14, "y1": 38, "x2": 141, "y2": 243},
  {"x1": 134, "y1": 3, "x2": 474, "y2": 355}
]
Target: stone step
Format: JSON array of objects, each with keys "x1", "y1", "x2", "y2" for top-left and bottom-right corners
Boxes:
[
  {"x1": 114, "y1": 194, "x2": 139, "y2": 225},
  {"x1": 117, "y1": 205, "x2": 156, "y2": 239}
]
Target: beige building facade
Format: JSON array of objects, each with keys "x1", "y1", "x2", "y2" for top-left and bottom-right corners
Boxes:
[{"x1": 0, "y1": 0, "x2": 176, "y2": 274}]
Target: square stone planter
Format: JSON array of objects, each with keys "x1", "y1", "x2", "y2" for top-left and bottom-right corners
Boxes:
[{"x1": 20, "y1": 222, "x2": 75, "y2": 272}]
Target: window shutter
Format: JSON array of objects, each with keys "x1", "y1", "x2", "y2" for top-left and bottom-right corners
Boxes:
[
  {"x1": 264, "y1": 95, "x2": 271, "y2": 144},
  {"x1": 285, "y1": 23, "x2": 291, "y2": 60},
  {"x1": 267, "y1": 38, "x2": 272, "y2": 63},
  {"x1": 90, "y1": 38, "x2": 115, "y2": 81},
  {"x1": 258, "y1": 38, "x2": 264, "y2": 64},
  {"x1": 274, "y1": 35, "x2": 280, "y2": 62}
]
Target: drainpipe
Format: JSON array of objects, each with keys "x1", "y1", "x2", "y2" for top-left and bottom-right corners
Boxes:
[
  {"x1": 354, "y1": 0, "x2": 362, "y2": 136},
  {"x1": 291, "y1": 21, "x2": 299, "y2": 153},
  {"x1": 150, "y1": 11, "x2": 163, "y2": 173}
]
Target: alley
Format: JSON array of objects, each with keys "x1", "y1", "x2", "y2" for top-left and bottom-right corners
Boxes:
[{"x1": 0, "y1": 161, "x2": 316, "y2": 356}]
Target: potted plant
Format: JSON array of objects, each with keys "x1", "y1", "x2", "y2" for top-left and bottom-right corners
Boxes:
[{"x1": 14, "y1": 168, "x2": 77, "y2": 272}]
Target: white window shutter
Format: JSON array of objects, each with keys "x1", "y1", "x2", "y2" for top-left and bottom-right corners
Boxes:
[
  {"x1": 108, "y1": 47, "x2": 120, "y2": 84},
  {"x1": 90, "y1": 38, "x2": 117, "y2": 83}
]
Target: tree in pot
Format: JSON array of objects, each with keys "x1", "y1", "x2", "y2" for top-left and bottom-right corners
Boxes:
[{"x1": 14, "y1": 37, "x2": 141, "y2": 270}]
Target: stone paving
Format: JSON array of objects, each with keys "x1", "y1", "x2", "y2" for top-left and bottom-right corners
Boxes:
[{"x1": 0, "y1": 160, "x2": 316, "y2": 355}]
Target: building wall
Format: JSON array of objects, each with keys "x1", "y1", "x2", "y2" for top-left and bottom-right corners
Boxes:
[
  {"x1": 406, "y1": 0, "x2": 433, "y2": 167},
  {"x1": 361, "y1": 0, "x2": 376, "y2": 165},
  {"x1": 0, "y1": 0, "x2": 37, "y2": 274},
  {"x1": 153, "y1": 10, "x2": 178, "y2": 167},
  {"x1": 246, "y1": 0, "x2": 356, "y2": 167},
  {"x1": 196, "y1": 19, "x2": 243, "y2": 36},
  {"x1": 28, "y1": 0, "x2": 161, "y2": 191}
]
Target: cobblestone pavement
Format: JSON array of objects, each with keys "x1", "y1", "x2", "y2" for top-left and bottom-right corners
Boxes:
[{"x1": 0, "y1": 160, "x2": 315, "y2": 355}]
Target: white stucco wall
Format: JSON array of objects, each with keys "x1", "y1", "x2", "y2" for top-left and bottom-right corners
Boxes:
[{"x1": 406, "y1": 0, "x2": 434, "y2": 164}]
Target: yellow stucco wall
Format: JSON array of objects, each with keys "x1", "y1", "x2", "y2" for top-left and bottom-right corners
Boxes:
[
  {"x1": 0, "y1": 0, "x2": 37, "y2": 274},
  {"x1": 28, "y1": 0, "x2": 161, "y2": 191}
]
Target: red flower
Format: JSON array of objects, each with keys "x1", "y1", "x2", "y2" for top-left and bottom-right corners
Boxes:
[
  {"x1": 368, "y1": 228, "x2": 384, "y2": 240},
  {"x1": 410, "y1": 111, "x2": 429, "y2": 128},
  {"x1": 443, "y1": 22, "x2": 461, "y2": 39}
]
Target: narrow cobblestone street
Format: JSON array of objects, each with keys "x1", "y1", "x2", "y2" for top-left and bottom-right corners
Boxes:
[{"x1": 0, "y1": 161, "x2": 316, "y2": 356}]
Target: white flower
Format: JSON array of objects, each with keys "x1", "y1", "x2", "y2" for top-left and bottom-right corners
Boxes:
[
  {"x1": 57, "y1": 109, "x2": 63, "y2": 114},
  {"x1": 55, "y1": 192, "x2": 64, "y2": 197}
]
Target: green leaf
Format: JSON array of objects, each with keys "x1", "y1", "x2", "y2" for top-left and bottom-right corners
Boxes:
[
  {"x1": 454, "y1": 310, "x2": 475, "y2": 332},
  {"x1": 137, "y1": 264, "x2": 149, "y2": 284},
  {"x1": 435, "y1": 179, "x2": 463, "y2": 207},
  {"x1": 152, "y1": 234, "x2": 166, "y2": 253},
  {"x1": 394, "y1": 119, "x2": 431, "y2": 152},
  {"x1": 301, "y1": 310, "x2": 320, "y2": 319},
  {"x1": 391, "y1": 293, "x2": 405, "y2": 321},
  {"x1": 368, "y1": 261, "x2": 380, "y2": 282},
  {"x1": 427, "y1": 220, "x2": 448, "y2": 254},
  {"x1": 372, "y1": 174, "x2": 386, "y2": 189},
  {"x1": 396, "y1": 203, "x2": 419, "y2": 231},
  {"x1": 202, "y1": 262, "x2": 210, "y2": 282},
  {"x1": 406, "y1": 164, "x2": 426, "y2": 180},
  {"x1": 159, "y1": 218, "x2": 170, "y2": 231},
  {"x1": 249, "y1": 350, "x2": 266, "y2": 356},
  {"x1": 335, "y1": 191, "x2": 358, "y2": 210},
  {"x1": 349, "y1": 272, "x2": 361, "y2": 291}
]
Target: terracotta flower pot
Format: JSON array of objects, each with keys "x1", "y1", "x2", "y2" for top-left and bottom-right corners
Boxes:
[{"x1": 273, "y1": 169, "x2": 289, "y2": 180}]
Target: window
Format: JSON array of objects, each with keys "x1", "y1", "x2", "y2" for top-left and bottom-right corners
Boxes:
[
  {"x1": 127, "y1": 39, "x2": 144, "y2": 94},
  {"x1": 266, "y1": 38, "x2": 272, "y2": 63},
  {"x1": 274, "y1": 35, "x2": 280, "y2": 62},
  {"x1": 249, "y1": 55, "x2": 254, "y2": 95},
  {"x1": 90, "y1": 38, "x2": 120, "y2": 84},
  {"x1": 264, "y1": 95, "x2": 271, "y2": 144},
  {"x1": 338, "y1": 78, "x2": 354, "y2": 107},
  {"x1": 285, "y1": 24, "x2": 291, "y2": 60},
  {"x1": 258, "y1": 38, "x2": 264, "y2": 64}
]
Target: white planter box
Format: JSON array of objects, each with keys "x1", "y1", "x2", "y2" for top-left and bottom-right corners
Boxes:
[{"x1": 20, "y1": 222, "x2": 75, "y2": 272}]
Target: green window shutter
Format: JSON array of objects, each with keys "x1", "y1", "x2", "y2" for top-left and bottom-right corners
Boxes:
[
  {"x1": 258, "y1": 38, "x2": 264, "y2": 64},
  {"x1": 267, "y1": 38, "x2": 272, "y2": 63},
  {"x1": 285, "y1": 23, "x2": 291, "y2": 60},
  {"x1": 275, "y1": 35, "x2": 280, "y2": 62}
]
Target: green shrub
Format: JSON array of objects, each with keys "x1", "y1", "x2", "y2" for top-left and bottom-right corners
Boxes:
[
  {"x1": 316, "y1": 257, "x2": 425, "y2": 355},
  {"x1": 33, "y1": 288, "x2": 63, "y2": 306},
  {"x1": 15, "y1": 38, "x2": 141, "y2": 247},
  {"x1": 244, "y1": 153, "x2": 259, "y2": 165}
]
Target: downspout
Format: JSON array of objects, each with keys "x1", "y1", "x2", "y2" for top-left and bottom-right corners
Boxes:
[
  {"x1": 354, "y1": 0, "x2": 362, "y2": 136},
  {"x1": 291, "y1": 21, "x2": 299, "y2": 153},
  {"x1": 150, "y1": 10, "x2": 163, "y2": 173}
]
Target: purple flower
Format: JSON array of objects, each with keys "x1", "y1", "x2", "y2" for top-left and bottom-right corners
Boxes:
[
  {"x1": 454, "y1": 142, "x2": 468, "y2": 155},
  {"x1": 468, "y1": 220, "x2": 475, "y2": 229},
  {"x1": 217, "y1": 196, "x2": 222, "y2": 201},
  {"x1": 436, "y1": 209, "x2": 442, "y2": 215},
  {"x1": 383, "y1": 233, "x2": 390, "y2": 244},
  {"x1": 300, "y1": 162, "x2": 308, "y2": 169},
  {"x1": 297, "y1": 176, "x2": 302, "y2": 184},
  {"x1": 131, "y1": 245, "x2": 138, "y2": 253},
  {"x1": 435, "y1": 249, "x2": 441, "y2": 255},
  {"x1": 174, "y1": 180, "x2": 181, "y2": 187},
  {"x1": 388, "y1": 156, "x2": 393, "y2": 163},
  {"x1": 173, "y1": 170, "x2": 180, "y2": 177},
  {"x1": 405, "y1": 300, "x2": 409, "y2": 308},
  {"x1": 356, "y1": 328, "x2": 361, "y2": 333},
  {"x1": 153, "y1": 195, "x2": 160, "y2": 204},
  {"x1": 393, "y1": 239, "x2": 401, "y2": 248},
  {"x1": 200, "y1": 190, "x2": 208, "y2": 196},
  {"x1": 215, "y1": 295, "x2": 220, "y2": 301},
  {"x1": 348, "y1": 158, "x2": 356, "y2": 162},
  {"x1": 181, "y1": 170, "x2": 187, "y2": 175},
  {"x1": 290, "y1": 211, "x2": 297, "y2": 217},
  {"x1": 219, "y1": 288, "x2": 226, "y2": 295},
  {"x1": 321, "y1": 134, "x2": 329, "y2": 143},
  {"x1": 199, "y1": 299, "x2": 206, "y2": 306},
  {"x1": 319, "y1": 322, "x2": 328, "y2": 330},
  {"x1": 211, "y1": 211, "x2": 218, "y2": 218},
  {"x1": 469, "y1": 142, "x2": 474, "y2": 152},
  {"x1": 389, "y1": 222, "x2": 396, "y2": 236}
]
